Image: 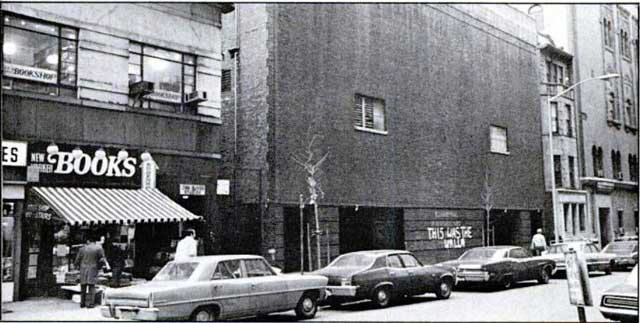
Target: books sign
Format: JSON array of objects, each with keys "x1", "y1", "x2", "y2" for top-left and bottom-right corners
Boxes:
[
  {"x1": 3, "y1": 63, "x2": 58, "y2": 84},
  {"x1": 2, "y1": 140, "x2": 28, "y2": 167}
]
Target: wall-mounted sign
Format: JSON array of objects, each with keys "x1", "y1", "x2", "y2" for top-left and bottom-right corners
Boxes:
[
  {"x1": 180, "y1": 184, "x2": 206, "y2": 196},
  {"x1": 3, "y1": 63, "x2": 57, "y2": 84},
  {"x1": 2, "y1": 140, "x2": 28, "y2": 167},
  {"x1": 141, "y1": 160, "x2": 158, "y2": 189},
  {"x1": 425, "y1": 226, "x2": 473, "y2": 249},
  {"x1": 25, "y1": 204, "x2": 53, "y2": 220},
  {"x1": 27, "y1": 142, "x2": 140, "y2": 187},
  {"x1": 216, "y1": 180, "x2": 230, "y2": 195},
  {"x1": 144, "y1": 89, "x2": 182, "y2": 104}
]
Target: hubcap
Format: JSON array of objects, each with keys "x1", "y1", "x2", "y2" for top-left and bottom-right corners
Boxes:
[
  {"x1": 440, "y1": 282, "x2": 450, "y2": 295},
  {"x1": 195, "y1": 311, "x2": 209, "y2": 321},
  {"x1": 302, "y1": 298, "x2": 314, "y2": 312},
  {"x1": 378, "y1": 290, "x2": 388, "y2": 302}
]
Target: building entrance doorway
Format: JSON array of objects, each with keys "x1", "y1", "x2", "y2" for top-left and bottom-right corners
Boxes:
[
  {"x1": 338, "y1": 207, "x2": 404, "y2": 254},
  {"x1": 599, "y1": 208, "x2": 611, "y2": 246}
]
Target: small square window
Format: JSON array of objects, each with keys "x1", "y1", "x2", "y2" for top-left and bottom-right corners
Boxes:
[
  {"x1": 353, "y1": 94, "x2": 387, "y2": 134},
  {"x1": 489, "y1": 125, "x2": 509, "y2": 154}
]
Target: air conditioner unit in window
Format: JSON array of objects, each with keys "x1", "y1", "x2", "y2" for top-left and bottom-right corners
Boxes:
[
  {"x1": 129, "y1": 81, "x2": 154, "y2": 97},
  {"x1": 184, "y1": 91, "x2": 208, "y2": 105}
]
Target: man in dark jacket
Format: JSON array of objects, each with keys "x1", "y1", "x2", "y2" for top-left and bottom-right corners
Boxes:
[{"x1": 74, "y1": 234, "x2": 109, "y2": 308}]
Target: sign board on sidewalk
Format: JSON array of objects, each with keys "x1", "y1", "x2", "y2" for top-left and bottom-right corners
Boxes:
[{"x1": 564, "y1": 249, "x2": 593, "y2": 306}]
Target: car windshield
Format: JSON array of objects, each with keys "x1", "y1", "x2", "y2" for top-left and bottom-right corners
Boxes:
[
  {"x1": 330, "y1": 254, "x2": 375, "y2": 268},
  {"x1": 459, "y1": 248, "x2": 504, "y2": 260},
  {"x1": 547, "y1": 244, "x2": 587, "y2": 254},
  {"x1": 153, "y1": 262, "x2": 199, "y2": 281},
  {"x1": 602, "y1": 241, "x2": 638, "y2": 254}
]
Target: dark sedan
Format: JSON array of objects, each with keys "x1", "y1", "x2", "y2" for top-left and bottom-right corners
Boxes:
[
  {"x1": 437, "y1": 246, "x2": 556, "y2": 289},
  {"x1": 602, "y1": 240, "x2": 638, "y2": 270},
  {"x1": 313, "y1": 250, "x2": 456, "y2": 308}
]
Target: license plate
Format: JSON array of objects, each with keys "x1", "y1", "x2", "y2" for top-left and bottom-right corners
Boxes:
[{"x1": 116, "y1": 309, "x2": 137, "y2": 320}]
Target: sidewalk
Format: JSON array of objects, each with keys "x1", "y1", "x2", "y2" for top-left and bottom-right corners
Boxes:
[{"x1": 1, "y1": 297, "x2": 113, "y2": 321}]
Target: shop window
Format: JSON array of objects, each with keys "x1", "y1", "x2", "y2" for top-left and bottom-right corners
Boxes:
[
  {"x1": 2, "y1": 203, "x2": 16, "y2": 284},
  {"x1": 551, "y1": 102, "x2": 559, "y2": 134},
  {"x1": 2, "y1": 13, "x2": 77, "y2": 97},
  {"x1": 354, "y1": 94, "x2": 387, "y2": 134},
  {"x1": 554, "y1": 155, "x2": 562, "y2": 187},
  {"x1": 489, "y1": 125, "x2": 509, "y2": 155},
  {"x1": 128, "y1": 42, "x2": 197, "y2": 114}
]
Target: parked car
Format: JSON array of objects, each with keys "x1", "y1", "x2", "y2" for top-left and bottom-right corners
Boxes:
[
  {"x1": 542, "y1": 241, "x2": 616, "y2": 274},
  {"x1": 313, "y1": 250, "x2": 456, "y2": 308},
  {"x1": 602, "y1": 240, "x2": 638, "y2": 270},
  {"x1": 437, "y1": 246, "x2": 556, "y2": 289},
  {"x1": 101, "y1": 255, "x2": 328, "y2": 321},
  {"x1": 599, "y1": 265, "x2": 638, "y2": 323}
]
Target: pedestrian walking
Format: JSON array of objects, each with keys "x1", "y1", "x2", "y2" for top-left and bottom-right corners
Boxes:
[
  {"x1": 530, "y1": 228, "x2": 547, "y2": 256},
  {"x1": 74, "y1": 234, "x2": 109, "y2": 308},
  {"x1": 175, "y1": 229, "x2": 198, "y2": 260}
]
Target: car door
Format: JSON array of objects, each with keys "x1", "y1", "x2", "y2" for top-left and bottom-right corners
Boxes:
[
  {"x1": 210, "y1": 260, "x2": 254, "y2": 319},
  {"x1": 506, "y1": 248, "x2": 529, "y2": 282},
  {"x1": 398, "y1": 254, "x2": 423, "y2": 295},
  {"x1": 386, "y1": 255, "x2": 411, "y2": 295},
  {"x1": 244, "y1": 258, "x2": 289, "y2": 314}
]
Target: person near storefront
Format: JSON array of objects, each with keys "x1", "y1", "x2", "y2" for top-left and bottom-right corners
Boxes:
[
  {"x1": 75, "y1": 234, "x2": 110, "y2": 308},
  {"x1": 175, "y1": 229, "x2": 198, "y2": 260},
  {"x1": 105, "y1": 238, "x2": 126, "y2": 287},
  {"x1": 530, "y1": 228, "x2": 547, "y2": 256}
]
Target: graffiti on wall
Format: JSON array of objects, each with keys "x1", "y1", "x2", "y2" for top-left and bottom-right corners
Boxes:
[{"x1": 426, "y1": 226, "x2": 473, "y2": 248}]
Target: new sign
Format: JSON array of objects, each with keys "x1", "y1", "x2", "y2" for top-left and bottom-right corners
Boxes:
[{"x1": 2, "y1": 140, "x2": 28, "y2": 167}]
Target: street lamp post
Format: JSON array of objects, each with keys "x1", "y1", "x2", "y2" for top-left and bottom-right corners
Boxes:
[{"x1": 546, "y1": 73, "x2": 619, "y2": 243}]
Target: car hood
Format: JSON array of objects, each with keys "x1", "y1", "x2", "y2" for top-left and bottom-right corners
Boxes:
[
  {"x1": 605, "y1": 282, "x2": 638, "y2": 296},
  {"x1": 105, "y1": 281, "x2": 191, "y2": 299},
  {"x1": 540, "y1": 254, "x2": 564, "y2": 262}
]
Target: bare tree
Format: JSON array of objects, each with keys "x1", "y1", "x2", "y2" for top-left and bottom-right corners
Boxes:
[
  {"x1": 480, "y1": 166, "x2": 493, "y2": 246},
  {"x1": 292, "y1": 134, "x2": 329, "y2": 270}
]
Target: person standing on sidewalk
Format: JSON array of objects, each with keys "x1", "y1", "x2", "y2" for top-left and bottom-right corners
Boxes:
[
  {"x1": 530, "y1": 228, "x2": 547, "y2": 256},
  {"x1": 105, "y1": 238, "x2": 125, "y2": 287},
  {"x1": 75, "y1": 234, "x2": 109, "y2": 308},
  {"x1": 175, "y1": 229, "x2": 198, "y2": 260}
]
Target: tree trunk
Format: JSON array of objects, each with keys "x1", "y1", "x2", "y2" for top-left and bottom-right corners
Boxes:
[{"x1": 314, "y1": 202, "x2": 321, "y2": 270}]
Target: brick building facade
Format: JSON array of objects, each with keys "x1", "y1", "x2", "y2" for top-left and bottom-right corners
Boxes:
[{"x1": 221, "y1": 4, "x2": 545, "y2": 270}]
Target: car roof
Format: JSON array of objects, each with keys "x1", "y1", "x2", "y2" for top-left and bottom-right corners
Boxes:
[
  {"x1": 469, "y1": 245, "x2": 521, "y2": 251},
  {"x1": 341, "y1": 250, "x2": 411, "y2": 256},
  {"x1": 171, "y1": 254, "x2": 265, "y2": 264}
]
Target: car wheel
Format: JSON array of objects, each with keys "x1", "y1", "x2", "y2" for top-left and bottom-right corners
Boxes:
[
  {"x1": 538, "y1": 267, "x2": 551, "y2": 284},
  {"x1": 295, "y1": 292, "x2": 318, "y2": 320},
  {"x1": 435, "y1": 278, "x2": 453, "y2": 299},
  {"x1": 499, "y1": 276, "x2": 513, "y2": 290},
  {"x1": 371, "y1": 286, "x2": 392, "y2": 308},
  {"x1": 190, "y1": 307, "x2": 216, "y2": 322}
]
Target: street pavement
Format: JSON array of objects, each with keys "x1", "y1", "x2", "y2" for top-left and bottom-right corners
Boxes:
[{"x1": 0, "y1": 271, "x2": 632, "y2": 321}]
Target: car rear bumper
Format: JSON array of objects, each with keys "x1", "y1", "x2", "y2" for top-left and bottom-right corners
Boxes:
[
  {"x1": 326, "y1": 285, "x2": 358, "y2": 297},
  {"x1": 101, "y1": 305, "x2": 159, "y2": 321}
]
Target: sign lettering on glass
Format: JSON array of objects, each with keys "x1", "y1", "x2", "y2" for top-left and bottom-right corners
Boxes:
[
  {"x1": 2, "y1": 140, "x2": 28, "y2": 167},
  {"x1": 3, "y1": 63, "x2": 58, "y2": 84},
  {"x1": 144, "y1": 89, "x2": 182, "y2": 104},
  {"x1": 426, "y1": 226, "x2": 473, "y2": 249}
]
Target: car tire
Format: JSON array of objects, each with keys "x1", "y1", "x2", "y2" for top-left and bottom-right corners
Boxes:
[
  {"x1": 371, "y1": 286, "x2": 392, "y2": 308},
  {"x1": 538, "y1": 267, "x2": 551, "y2": 284},
  {"x1": 604, "y1": 262, "x2": 613, "y2": 275},
  {"x1": 434, "y1": 277, "x2": 453, "y2": 299},
  {"x1": 295, "y1": 292, "x2": 318, "y2": 320},
  {"x1": 190, "y1": 306, "x2": 216, "y2": 322},
  {"x1": 499, "y1": 275, "x2": 513, "y2": 290}
]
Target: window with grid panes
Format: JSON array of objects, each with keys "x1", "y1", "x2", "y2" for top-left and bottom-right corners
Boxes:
[
  {"x1": 551, "y1": 102, "x2": 559, "y2": 133},
  {"x1": 2, "y1": 13, "x2": 77, "y2": 96},
  {"x1": 128, "y1": 42, "x2": 196, "y2": 113},
  {"x1": 353, "y1": 94, "x2": 386, "y2": 133},
  {"x1": 569, "y1": 156, "x2": 575, "y2": 188},
  {"x1": 554, "y1": 155, "x2": 562, "y2": 187},
  {"x1": 565, "y1": 104, "x2": 573, "y2": 137}
]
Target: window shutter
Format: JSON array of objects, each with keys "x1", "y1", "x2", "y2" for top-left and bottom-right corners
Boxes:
[
  {"x1": 354, "y1": 97, "x2": 364, "y2": 127},
  {"x1": 364, "y1": 98, "x2": 374, "y2": 129}
]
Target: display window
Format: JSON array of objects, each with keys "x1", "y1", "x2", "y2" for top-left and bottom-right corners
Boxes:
[{"x1": 2, "y1": 202, "x2": 16, "y2": 283}]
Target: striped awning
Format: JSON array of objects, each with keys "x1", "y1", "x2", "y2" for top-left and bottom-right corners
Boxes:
[{"x1": 31, "y1": 187, "x2": 201, "y2": 225}]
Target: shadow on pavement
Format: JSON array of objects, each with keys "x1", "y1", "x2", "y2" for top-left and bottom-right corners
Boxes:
[{"x1": 453, "y1": 281, "x2": 545, "y2": 292}]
